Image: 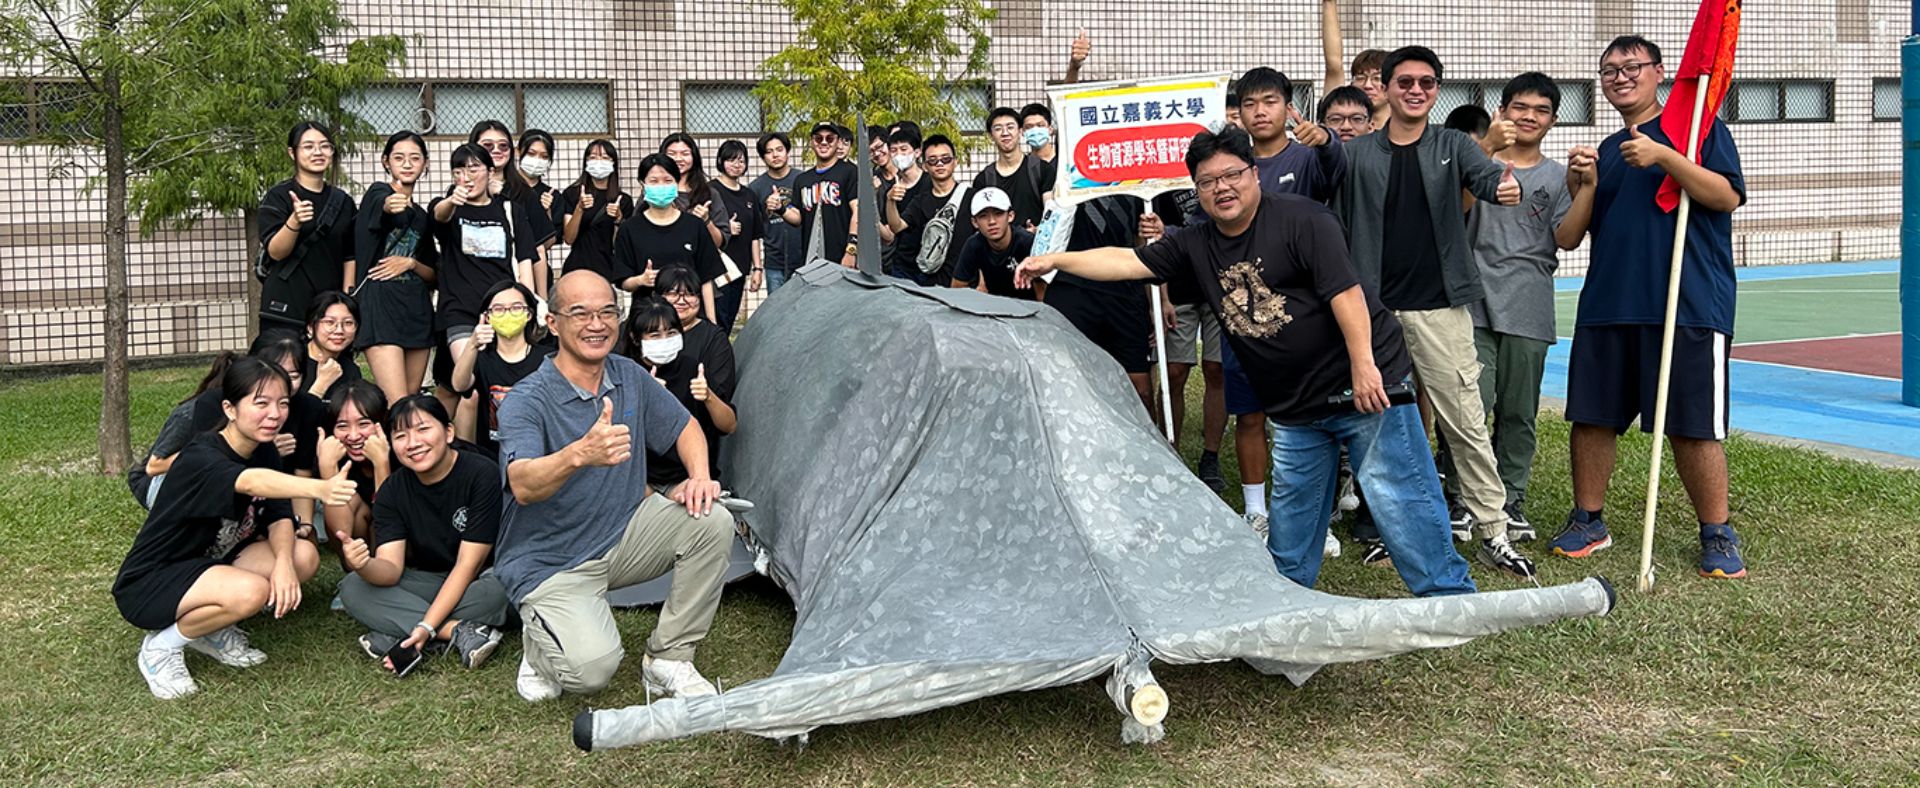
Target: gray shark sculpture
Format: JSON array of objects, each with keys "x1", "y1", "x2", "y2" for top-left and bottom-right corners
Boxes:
[{"x1": 571, "y1": 262, "x2": 1615, "y2": 751}]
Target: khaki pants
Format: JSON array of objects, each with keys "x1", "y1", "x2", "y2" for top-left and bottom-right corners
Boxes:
[
  {"x1": 519, "y1": 494, "x2": 734, "y2": 695},
  {"x1": 1396, "y1": 306, "x2": 1508, "y2": 539}
]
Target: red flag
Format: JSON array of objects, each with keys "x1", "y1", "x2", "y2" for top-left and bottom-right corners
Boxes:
[{"x1": 1657, "y1": 0, "x2": 1742, "y2": 212}]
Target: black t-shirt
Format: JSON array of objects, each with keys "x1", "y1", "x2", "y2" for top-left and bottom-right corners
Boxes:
[
  {"x1": 352, "y1": 183, "x2": 437, "y2": 289},
  {"x1": 500, "y1": 179, "x2": 559, "y2": 248},
  {"x1": 1379, "y1": 141, "x2": 1448, "y2": 311},
  {"x1": 612, "y1": 212, "x2": 725, "y2": 299},
  {"x1": 298, "y1": 350, "x2": 362, "y2": 402},
  {"x1": 971, "y1": 155, "x2": 1056, "y2": 231},
  {"x1": 710, "y1": 181, "x2": 764, "y2": 272},
  {"x1": 463, "y1": 338, "x2": 556, "y2": 459},
  {"x1": 192, "y1": 388, "x2": 326, "y2": 475},
  {"x1": 528, "y1": 181, "x2": 568, "y2": 232},
  {"x1": 638, "y1": 320, "x2": 737, "y2": 489},
  {"x1": 427, "y1": 197, "x2": 543, "y2": 328},
  {"x1": 370, "y1": 450, "x2": 501, "y2": 573},
  {"x1": 1055, "y1": 196, "x2": 1149, "y2": 299},
  {"x1": 256, "y1": 179, "x2": 357, "y2": 328},
  {"x1": 1135, "y1": 193, "x2": 1414, "y2": 424},
  {"x1": 889, "y1": 178, "x2": 939, "y2": 277},
  {"x1": 794, "y1": 160, "x2": 858, "y2": 263},
  {"x1": 558, "y1": 184, "x2": 633, "y2": 282},
  {"x1": 952, "y1": 228, "x2": 1037, "y2": 300},
  {"x1": 114, "y1": 432, "x2": 296, "y2": 589}
]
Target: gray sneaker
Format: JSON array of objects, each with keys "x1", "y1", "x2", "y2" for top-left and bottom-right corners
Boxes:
[
  {"x1": 188, "y1": 625, "x2": 267, "y2": 668},
  {"x1": 358, "y1": 631, "x2": 400, "y2": 660},
  {"x1": 450, "y1": 621, "x2": 504, "y2": 669}
]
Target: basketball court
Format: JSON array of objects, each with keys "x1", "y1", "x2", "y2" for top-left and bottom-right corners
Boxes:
[{"x1": 1543, "y1": 259, "x2": 1917, "y2": 462}]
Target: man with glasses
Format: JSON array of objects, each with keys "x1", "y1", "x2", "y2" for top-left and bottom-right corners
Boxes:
[
  {"x1": 1015, "y1": 127, "x2": 1476, "y2": 599},
  {"x1": 888, "y1": 129, "x2": 963, "y2": 286},
  {"x1": 495, "y1": 270, "x2": 734, "y2": 702},
  {"x1": 1331, "y1": 45, "x2": 1536, "y2": 580},
  {"x1": 1551, "y1": 35, "x2": 1748, "y2": 580},
  {"x1": 973, "y1": 106, "x2": 1055, "y2": 234},
  {"x1": 782, "y1": 122, "x2": 859, "y2": 269},
  {"x1": 1317, "y1": 86, "x2": 1376, "y2": 145}
]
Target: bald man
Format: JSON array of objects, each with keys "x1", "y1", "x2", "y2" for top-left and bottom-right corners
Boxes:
[{"x1": 495, "y1": 270, "x2": 733, "y2": 702}]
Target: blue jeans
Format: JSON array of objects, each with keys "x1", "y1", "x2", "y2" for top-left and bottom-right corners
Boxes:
[
  {"x1": 1267, "y1": 403, "x2": 1476, "y2": 597},
  {"x1": 764, "y1": 267, "x2": 789, "y2": 295}
]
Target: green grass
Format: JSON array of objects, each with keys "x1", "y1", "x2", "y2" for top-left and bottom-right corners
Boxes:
[
  {"x1": 6, "y1": 365, "x2": 1920, "y2": 785},
  {"x1": 1553, "y1": 271, "x2": 1899, "y2": 342}
]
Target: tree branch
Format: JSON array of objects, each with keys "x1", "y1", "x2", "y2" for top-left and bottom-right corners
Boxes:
[{"x1": 28, "y1": 0, "x2": 98, "y2": 90}]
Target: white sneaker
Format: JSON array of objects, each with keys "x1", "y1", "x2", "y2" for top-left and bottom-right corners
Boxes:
[
  {"x1": 1337, "y1": 476, "x2": 1359, "y2": 513},
  {"x1": 1242, "y1": 511, "x2": 1269, "y2": 538},
  {"x1": 642, "y1": 654, "x2": 717, "y2": 698},
  {"x1": 517, "y1": 656, "x2": 562, "y2": 703},
  {"x1": 187, "y1": 625, "x2": 267, "y2": 668},
  {"x1": 1323, "y1": 531, "x2": 1342, "y2": 559},
  {"x1": 138, "y1": 632, "x2": 198, "y2": 700}
]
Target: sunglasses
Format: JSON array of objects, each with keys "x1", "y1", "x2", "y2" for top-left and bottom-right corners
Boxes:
[
  {"x1": 1393, "y1": 76, "x2": 1438, "y2": 92},
  {"x1": 923, "y1": 155, "x2": 955, "y2": 167}
]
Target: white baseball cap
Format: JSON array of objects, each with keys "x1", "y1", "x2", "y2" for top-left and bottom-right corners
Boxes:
[{"x1": 970, "y1": 187, "x2": 1012, "y2": 216}]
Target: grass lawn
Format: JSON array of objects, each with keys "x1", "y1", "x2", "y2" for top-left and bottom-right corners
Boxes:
[{"x1": 5, "y1": 363, "x2": 1920, "y2": 785}]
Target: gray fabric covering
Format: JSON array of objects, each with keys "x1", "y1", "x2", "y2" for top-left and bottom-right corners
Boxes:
[{"x1": 581, "y1": 262, "x2": 1614, "y2": 749}]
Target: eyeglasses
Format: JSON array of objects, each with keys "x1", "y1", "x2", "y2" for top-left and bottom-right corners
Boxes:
[
  {"x1": 812, "y1": 134, "x2": 836, "y2": 144},
  {"x1": 1193, "y1": 164, "x2": 1253, "y2": 193},
  {"x1": 559, "y1": 306, "x2": 622, "y2": 324},
  {"x1": 1598, "y1": 61, "x2": 1659, "y2": 82},
  {"x1": 1324, "y1": 113, "x2": 1370, "y2": 127},
  {"x1": 317, "y1": 318, "x2": 357, "y2": 332},
  {"x1": 298, "y1": 142, "x2": 335, "y2": 154},
  {"x1": 478, "y1": 141, "x2": 512, "y2": 151},
  {"x1": 663, "y1": 291, "x2": 700, "y2": 303},
  {"x1": 486, "y1": 304, "x2": 529, "y2": 317},
  {"x1": 1353, "y1": 71, "x2": 1383, "y2": 86},
  {"x1": 1393, "y1": 76, "x2": 1438, "y2": 92},
  {"x1": 923, "y1": 155, "x2": 955, "y2": 167},
  {"x1": 990, "y1": 124, "x2": 1020, "y2": 134}
]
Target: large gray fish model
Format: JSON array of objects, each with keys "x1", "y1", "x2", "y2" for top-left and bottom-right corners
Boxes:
[{"x1": 572, "y1": 263, "x2": 1615, "y2": 750}]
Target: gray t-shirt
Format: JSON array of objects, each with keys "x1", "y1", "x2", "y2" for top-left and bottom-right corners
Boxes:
[
  {"x1": 1466, "y1": 158, "x2": 1571, "y2": 343},
  {"x1": 748, "y1": 171, "x2": 802, "y2": 274},
  {"x1": 494, "y1": 353, "x2": 692, "y2": 603}
]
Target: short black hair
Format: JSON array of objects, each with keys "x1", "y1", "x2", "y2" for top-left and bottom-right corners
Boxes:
[
  {"x1": 247, "y1": 329, "x2": 304, "y2": 375},
  {"x1": 922, "y1": 134, "x2": 955, "y2": 156},
  {"x1": 1234, "y1": 67, "x2": 1294, "y2": 105},
  {"x1": 386, "y1": 393, "x2": 451, "y2": 434},
  {"x1": 717, "y1": 139, "x2": 750, "y2": 167},
  {"x1": 1501, "y1": 72, "x2": 1562, "y2": 114},
  {"x1": 449, "y1": 142, "x2": 494, "y2": 171},
  {"x1": 867, "y1": 124, "x2": 888, "y2": 144},
  {"x1": 1382, "y1": 45, "x2": 1444, "y2": 82},
  {"x1": 634, "y1": 152, "x2": 681, "y2": 183},
  {"x1": 1183, "y1": 126, "x2": 1256, "y2": 179},
  {"x1": 326, "y1": 380, "x2": 389, "y2": 433},
  {"x1": 756, "y1": 132, "x2": 790, "y2": 157},
  {"x1": 890, "y1": 120, "x2": 922, "y2": 149},
  {"x1": 1317, "y1": 85, "x2": 1373, "y2": 121},
  {"x1": 518, "y1": 128, "x2": 555, "y2": 157},
  {"x1": 1226, "y1": 91, "x2": 1239, "y2": 106},
  {"x1": 654, "y1": 264, "x2": 702, "y2": 297},
  {"x1": 221, "y1": 356, "x2": 293, "y2": 409},
  {"x1": 1602, "y1": 35, "x2": 1662, "y2": 65},
  {"x1": 627, "y1": 297, "x2": 682, "y2": 341},
  {"x1": 833, "y1": 124, "x2": 853, "y2": 140},
  {"x1": 287, "y1": 120, "x2": 333, "y2": 149},
  {"x1": 1444, "y1": 105, "x2": 1491, "y2": 137},
  {"x1": 381, "y1": 130, "x2": 426, "y2": 160},
  {"x1": 987, "y1": 106, "x2": 1022, "y2": 129},
  {"x1": 1019, "y1": 103, "x2": 1052, "y2": 125},
  {"x1": 305, "y1": 291, "x2": 359, "y2": 332}
]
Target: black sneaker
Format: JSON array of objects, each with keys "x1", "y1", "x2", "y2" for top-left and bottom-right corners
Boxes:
[
  {"x1": 358, "y1": 631, "x2": 399, "y2": 660},
  {"x1": 450, "y1": 621, "x2": 504, "y2": 669},
  {"x1": 1448, "y1": 499, "x2": 1474, "y2": 543},
  {"x1": 1196, "y1": 452, "x2": 1227, "y2": 494},
  {"x1": 1477, "y1": 538, "x2": 1538, "y2": 581},
  {"x1": 1359, "y1": 541, "x2": 1393, "y2": 568},
  {"x1": 1505, "y1": 500, "x2": 1536, "y2": 543}
]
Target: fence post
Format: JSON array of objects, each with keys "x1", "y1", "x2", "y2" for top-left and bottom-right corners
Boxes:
[{"x1": 1904, "y1": 32, "x2": 1920, "y2": 407}]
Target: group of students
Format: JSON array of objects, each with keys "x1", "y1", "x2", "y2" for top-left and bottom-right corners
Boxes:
[{"x1": 111, "y1": 20, "x2": 1751, "y2": 702}]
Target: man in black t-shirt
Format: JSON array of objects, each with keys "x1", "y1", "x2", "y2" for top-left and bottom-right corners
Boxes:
[
  {"x1": 1016, "y1": 127, "x2": 1475, "y2": 599},
  {"x1": 951, "y1": 188, "x2": 1038, "y2": 301},
  {"x1": 336, "y1": 395, "x2": 512, "y2": 670},
  {"x1": 973, "y1": 106, "x2": 1056, "y2": 233},
  {"x1": 783, "y1": 122, "x2": 859, "y2": 268},
  {"x1": 890, "y1": 134, "x2": 967, "y2": 285}
]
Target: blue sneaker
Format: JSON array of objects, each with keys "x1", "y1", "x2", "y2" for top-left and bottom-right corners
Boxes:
[
  {"x1": 1550, "y1": 510, "x2": 1612, "y2": 558},
  {"x1": 1698, "y1": 524, "x2": 1747, "y2": 579}
]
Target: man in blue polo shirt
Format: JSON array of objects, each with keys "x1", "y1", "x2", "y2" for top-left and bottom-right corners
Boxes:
[
  {"x1": 495, "y1": 270, "x2": 735, "y2": 702},
  {"x1": 1553, "y1": 35, "x2": 1748, "y2": 579}
]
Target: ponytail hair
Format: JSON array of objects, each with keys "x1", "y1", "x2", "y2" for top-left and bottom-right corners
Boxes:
[{"x1": 182, "y1": 350, "x2": 243, "y2": 406}]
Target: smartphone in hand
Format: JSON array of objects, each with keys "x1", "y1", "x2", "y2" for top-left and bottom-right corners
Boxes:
[{"x1": 386, "y1": 641, "x2": 424, "y2": 678}]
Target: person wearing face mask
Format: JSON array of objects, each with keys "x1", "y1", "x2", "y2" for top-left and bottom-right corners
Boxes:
[
  {"x1": 300, "y1": 291, "x2": 365, "y2": 401},
  {"x1": 876, "y1": 122, "x2": 923, "y2": 274},
  {"x1": 516, "y1": 129, "x2": 565, "y2": 294},
  {"x1": 706, "y1": 140, "x2": 764, "y2": 333},
  {"x1": 452, "y1": 281, "x2": 557, "y2": 460},
  {"x1": 611, "y1": 153, "x2": 722, "y2": 323},
  {"x1": 354, "y1": 131, "x2": 439, "y2": 407},
  {"x1": 1019, "y1": 104, "x2": 1057, "y2": 165},
  {"x1": 258, "y1": 121, "x2": 357, "y2": 332},
  {"x1": 562, "y1": 140, "x2": 633, "y2": 285},
  {"x1": 624, "y1": 293, "x2": 736, "y2": 496},
  {"x1": 317, "y1": 381, "x2": 391, "y2": 551},
  {"x1": 467, "y1": 122, "x2": 558, "y2": 300}
]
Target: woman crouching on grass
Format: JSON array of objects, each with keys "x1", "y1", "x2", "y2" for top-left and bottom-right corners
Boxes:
[
  {"x1": 335, "y1": 394, "x2": 510, "y2": 671},
  {"x1": 113, "y1": 357, "x2": 357, "y2": 699},
  {"x1": 317, "y1": 381, "x2": 390, "y2": 552}
]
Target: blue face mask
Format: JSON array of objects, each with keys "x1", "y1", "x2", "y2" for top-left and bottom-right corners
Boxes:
[
  {"x1": 643, "y1": 183, "x2": 678, "y2": 208},
  {"x1": 1022, "y1": 127, "x2": 1052, "y2": 149}
]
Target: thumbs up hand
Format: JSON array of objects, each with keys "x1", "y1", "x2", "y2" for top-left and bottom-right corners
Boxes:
[
  {"x1": 336, "y1": 530, "x2": 371, "y2": 572},
  {"x1": 572, "y1": 397, "x2": 633, "y2": 467},
  {"x1": 1289, "y1": 106, "x2": 1330, "y2": 148},
  {"x1": 1619, "y1": 123, "x2": 1667, "y2": 169},
  {"x1": 1482, "y1": 118, "x2": 1517, "y2": 154},
  {"x1": 638, "y1": 259, "x2": 659, "y2": 289},
  {"x1": 287, "y1": 190, "x2": 314, "y2": 229},
  {"x1": 578, "y1": 187, "x2": 598, "y2": 213},
  {"x1": 604, "y1": 193, "x2": 622, "y2": 221},
  {"x1": 540, "y1": 189, "x2": 555, "y2": 212},
  {"x1": 1070, "y1": 27, "x2": 1091, "y2": 65},
  {"x1": 383, "y1": 182, "x2": 412, "y2": 215},
  {"x1": 318, "y1": 460, "x2": 358, "y2": 507},
  {"x1": 1496, "y1": 162, "x2": 1522, "y2": 206},
  {"x1": 690, "y1": 363, "x2": 711, "y2": 402}
]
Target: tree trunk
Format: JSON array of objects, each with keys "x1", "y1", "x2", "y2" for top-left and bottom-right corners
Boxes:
[
  {"x1": 244, "y1": 208, "x2": 261, "y2": 339},
  {"x1": 98, "y1": 65, "x2": 133, "y2": 475}
]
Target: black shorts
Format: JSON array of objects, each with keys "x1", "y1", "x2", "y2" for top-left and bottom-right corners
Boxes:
[
  {"x1": 353, "y1": 280, "x2": 435, "y2": 350},
  {"x1": 1565, "y1": 325, "x2": 1730, "y2": 441},
  {"x1": 114, "y1": 560, "x2": 216, "y2": 630},
  {"x1": 1046, "y1": 283, "x2": 1150, "y2": 375}
]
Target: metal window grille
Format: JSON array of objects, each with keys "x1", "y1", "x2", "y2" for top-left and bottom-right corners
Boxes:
[
  {"x1": 343, "y1": 84, "x2": 424, "y2": 136},
  {"x1": 683, "y1": 83, "x2": 762, "y2": 135},
  {"x1": 1873, "y1": 78, "x2": 1900, "y2": 121},
  {"x1": 526, "y1": 83, "x2": 609, "y2": 135},
  {"x1": 432, "y1": 83, "x2": 516, "y2": 137},
  {"x1": 1781, "y1": 81, "x2": 1831, "y2": 122}
]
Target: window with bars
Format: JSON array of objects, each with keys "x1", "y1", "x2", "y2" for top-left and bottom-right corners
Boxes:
[
  {"x1": 1658, "y1": 79, "x2": 1832, "y2": 124},
  {"x1": 682, "y1": 83, "x2": 763, "y2": 135},
  {"x1": 342, "y1": 81, "x2": 611, "y2": 138},
  {"x1": 1874, "y1": 78, "x2": 1901, "y2": 121},
  {"x1": 941, "y1": 83, "x2": 992, "y2": 133},
  {"x1": 1431, "y1": 80, "x2": 1595, "y2": 127},
  {"x1": 0, "y1": 80, "x2": 97, "y2": 141}
]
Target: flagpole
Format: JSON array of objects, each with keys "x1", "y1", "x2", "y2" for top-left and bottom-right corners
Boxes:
[
  {"x1": 1150, "y1": 286, "x2": 1175, "y2": 441},
  {"x1": 1637, "y1": 73, "x2": 1713, "y2": 593}
]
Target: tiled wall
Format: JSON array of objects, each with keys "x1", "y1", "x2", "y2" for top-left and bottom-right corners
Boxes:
[{"x1": 0, "y1": 0, "x2": 1906, "y2": 365}]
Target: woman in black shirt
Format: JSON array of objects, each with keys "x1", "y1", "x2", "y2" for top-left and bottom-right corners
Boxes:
[
  {"x1": 560, "y1": 139, "x2": 632, "y2": 283},
  {"x1": 661, "y1": 132, "x2": 728, "y2": 250},
  {"x1": 300, "y1": 291, "x2": 363, "y2": 401},
  {"x1": 317, "y1": 381, "x2": 390, "y2": 550},
  {"x1": 515, "y1": 128, "x2": 564, "y2": 295},
  {"x1": 708, "y1": 139, "x2": 764, "y2": 333},
  {"x1": 612, "y1": 153, "x2": 721, "y2": 322},
  {"x1": 624, "y1": 287, "x2": 737, "y2": 495},
  {"x1": 113, "y1": 357, "x2": 354, "y2": 699},
  {"x1": 257, "y1": 121, "x2": 356, "y2": 331},
  {"x1": 353, "y1": 131, "x2": 438, "y2": 405},
  {"x1": 451, "y1": 281, "x2": 556, "y2": 459}
]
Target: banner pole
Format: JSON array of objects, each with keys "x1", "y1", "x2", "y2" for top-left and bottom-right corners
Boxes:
[{"x1": 1150, "y1": 285, "x2": 1175, "y2": 442}]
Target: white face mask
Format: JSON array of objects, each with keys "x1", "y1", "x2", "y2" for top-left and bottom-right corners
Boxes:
[
  {"x1": 584, "y1": 160, "x2": 615, "y2": 180},
  {"x1": 639, "y1": 335, "x2": 683, "y2": 366},
  {"x1": 891, "y1": 153, "x2": 916, "y2": 172},
  {"x1": 519, "y1": 155, "x2": 550, "y2": 178}
]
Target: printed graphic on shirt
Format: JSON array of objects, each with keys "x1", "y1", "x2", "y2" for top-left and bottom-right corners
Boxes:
[
  {"x1": 208, "y1": 499, "x2": 262, "y2": 559},
  {"x1": 803, "y1": 179, "x2": 844, "y2": 209},
  {"x1": 452, "y1": 506, "x2": 469, "y2": 533},
  {"x1": 459, "y1": 219, "x2": 507, "y2": 259},
  {"x1": 1218, "y1": 260, "x2": 1293, "y2": 338},
  {"x1": 487, "y1": 383, "x2": 513, "y2": 442}
]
